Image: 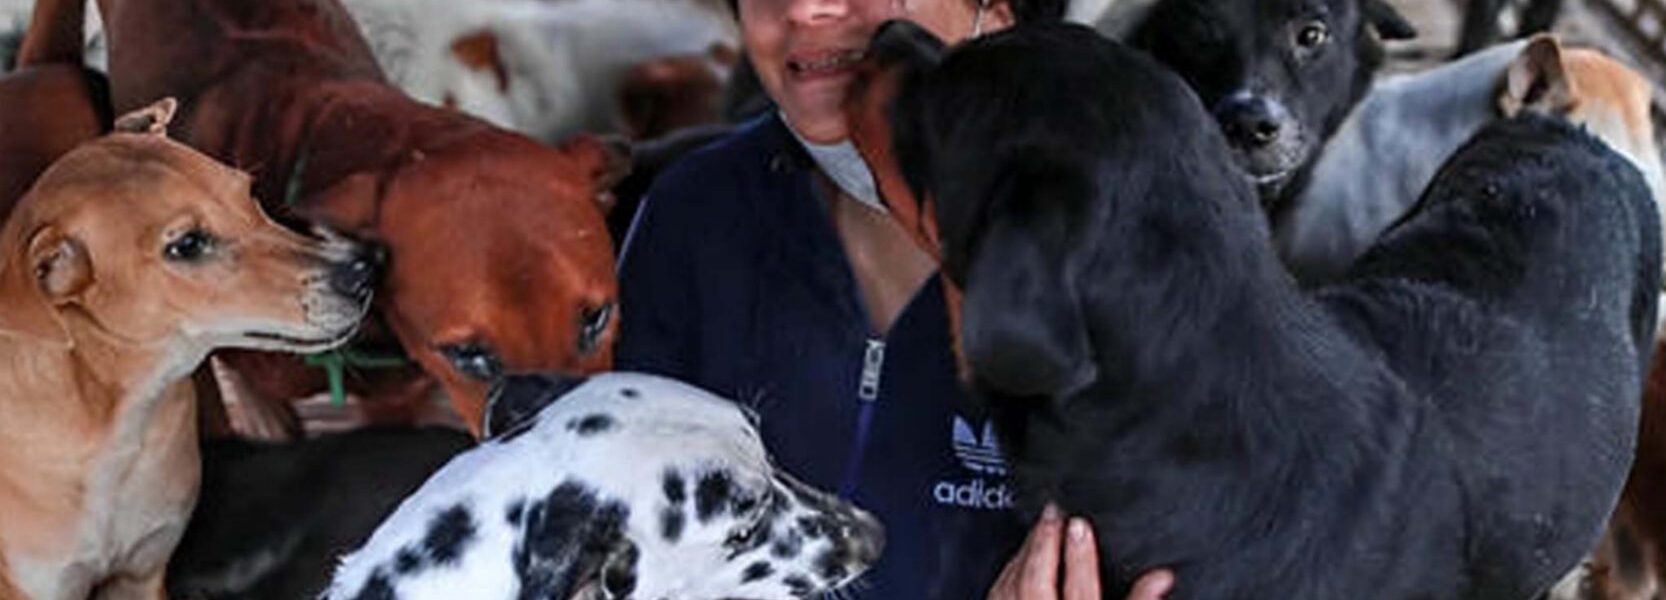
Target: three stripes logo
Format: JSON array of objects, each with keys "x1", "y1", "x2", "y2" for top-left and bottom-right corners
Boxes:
[{"x1": 951, "y1": 417, "x2": 1008, "y2": 476}]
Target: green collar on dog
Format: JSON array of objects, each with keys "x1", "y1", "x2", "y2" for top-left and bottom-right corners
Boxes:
[{"x1": 303, "y1": 347, "x2": 411, "y2": 406}]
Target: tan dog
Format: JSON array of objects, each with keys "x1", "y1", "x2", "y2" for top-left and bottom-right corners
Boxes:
[{"x1": 0, "y1": 99, "x2": 374, "y2": 599}]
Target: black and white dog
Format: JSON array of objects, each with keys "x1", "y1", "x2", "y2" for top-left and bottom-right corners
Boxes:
[
  {"x1": 874, "y1": 20, "x2": 1659, "y2": 600},
  {"x1": 327, "y1": 372, "x2": 884, "y2": 600}
]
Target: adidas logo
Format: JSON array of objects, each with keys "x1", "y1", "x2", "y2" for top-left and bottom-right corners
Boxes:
[{"x1": 952, "y1": 417, "x2": 1008, "y2": 476}]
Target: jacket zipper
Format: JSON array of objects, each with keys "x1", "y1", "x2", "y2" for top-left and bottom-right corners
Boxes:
[{"x1": 838, "y1": 337, "x2": 886, "y2": 498}]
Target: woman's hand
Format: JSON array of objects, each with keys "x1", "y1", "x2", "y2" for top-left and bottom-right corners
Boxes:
[{"x1": 988, "y1": 505, "x2": 1175, "y2": 600}]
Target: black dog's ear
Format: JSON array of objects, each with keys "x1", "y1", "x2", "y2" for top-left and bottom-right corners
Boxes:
[
  {"x1": 868, "y1": 19, "x2": 948, "y2": 214},
  {"x1": 955, "y1": 160, "x2": 1098, "y2": 400},
  {"x1": 1363, "y1": 0, "x2": 1417, "y2": 40},
  {"x1": 869, "y1": 19, "x2": 946, "y2": 68},
  {"x1": 482, "y1": 372, "x2": 588, "y2": 439}
]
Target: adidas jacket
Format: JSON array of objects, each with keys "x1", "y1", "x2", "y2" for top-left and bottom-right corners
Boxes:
[{"x1": 616, "y1": 114, "x2": 1026, "y2": 599}]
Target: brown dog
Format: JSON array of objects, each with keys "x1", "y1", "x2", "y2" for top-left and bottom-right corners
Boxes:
[
  {"x1": 53, "y1": 0, "x2": 627, "y2": 435},
  {"x1": 0, "y1": 98, "x2": 373, "y2": 599}
]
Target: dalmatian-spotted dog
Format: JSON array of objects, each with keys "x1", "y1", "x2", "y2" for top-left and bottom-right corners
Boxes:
[{"x1": 327, "y1": 372, "x2": 885, "y2": 600}]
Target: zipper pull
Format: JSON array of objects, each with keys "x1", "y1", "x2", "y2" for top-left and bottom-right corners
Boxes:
[{"x1": 859, "y1": 338, "x2": 886, "y2": 401}]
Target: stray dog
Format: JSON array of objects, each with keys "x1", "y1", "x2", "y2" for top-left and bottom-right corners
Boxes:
[
  {"x1": 168, "y1": 427, "x2": 473, "y2": 600},
  {"x1": 1277, "y1": 36, "x2": 1666, "y2": 286},
  {"x1": 53, "y1": 0, "x2": 633, "y2": 434},
  {"x1": 1129, "y1": 0, "x2": 1416, "y2": 204},
  {"x1": 327, "y1": 372, "x2": 884, "y2": 600},
  {"x1": 868, "y1": 21, "x2": 1659, "y2": 599},
  {"x1": 0, "y1": 98, "x2": 374, "y2": 599}
]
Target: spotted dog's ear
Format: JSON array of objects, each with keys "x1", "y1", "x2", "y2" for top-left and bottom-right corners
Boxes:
[
  {"x1": 596, "y1": 538, "x2": 640, "y2": 599},
  {"x1": 483, "y1": 372, "x2": 588, "y2": 439}
]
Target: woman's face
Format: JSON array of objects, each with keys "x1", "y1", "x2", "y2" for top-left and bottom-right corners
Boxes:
[{"x1": 738, "y1": 0, "x2": 1011, "y2": 143}]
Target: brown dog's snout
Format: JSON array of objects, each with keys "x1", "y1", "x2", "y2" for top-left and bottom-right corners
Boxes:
[{"x1": 328, "y1": 242, "x2": 385, "y2": 302}]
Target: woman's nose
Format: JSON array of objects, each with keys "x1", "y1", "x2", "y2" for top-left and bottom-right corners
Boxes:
[{"x1": 786, "y1": 0, "x2": 852, "y2": 26}]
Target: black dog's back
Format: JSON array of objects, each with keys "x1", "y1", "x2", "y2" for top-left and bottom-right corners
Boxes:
[
  {"x1": 167, "y1": 427, "x2": 473, "y2": 599},
  {"x1": 1323, "y1": 116, "x2": 1659, "y2": 596},
  {"x1": 882, "y1": 20, "x2": 1656, "y2": 599}
]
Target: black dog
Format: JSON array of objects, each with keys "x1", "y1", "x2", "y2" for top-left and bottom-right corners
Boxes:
[
  {"x1": 1128, "y1": 0, "x2": 1415, "y2": 206},
  {"x1": 166, "y1": 427, "x2": 474, "y2": 599},
  {"x1": 875, "y1": 20, "x2": 1659, "y2": 599}
]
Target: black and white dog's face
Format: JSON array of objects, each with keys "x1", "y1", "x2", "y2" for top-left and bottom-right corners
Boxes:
[
  {"x1": 327, "y1": 372, "x2": 884, "y2": 600},
  {"x1": 1130, "y1": 0, "x2": 1415, "y2": 201}
]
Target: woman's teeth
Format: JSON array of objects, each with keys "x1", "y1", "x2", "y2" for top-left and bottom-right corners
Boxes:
[{"x1": 790, "y1": 50, "x2": 864, "y2": 74}]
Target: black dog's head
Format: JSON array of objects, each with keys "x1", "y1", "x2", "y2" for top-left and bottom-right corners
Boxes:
[
  {"x1": 879, "y1": 20, "x2": 1262, "y2": 404},
  {"x1": 1130, "y1": 0, "x2": 1415, "y2": 203}
]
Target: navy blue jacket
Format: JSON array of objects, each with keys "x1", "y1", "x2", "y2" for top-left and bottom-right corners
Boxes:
[{"x1": 617, "y1": 114, "x2": 1026, "y2": 599}]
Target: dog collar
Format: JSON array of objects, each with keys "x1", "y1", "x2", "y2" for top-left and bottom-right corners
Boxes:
[{"x1": 784, "y1": 115, "x2": 887, "y2": 213}]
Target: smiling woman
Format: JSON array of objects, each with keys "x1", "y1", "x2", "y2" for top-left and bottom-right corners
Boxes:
[{"x1": 614, "y1": 0, "x2": 1170, "y2": 595}]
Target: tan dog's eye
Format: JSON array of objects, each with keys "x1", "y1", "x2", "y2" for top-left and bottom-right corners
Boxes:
[
  {"x1": 164, "y1": 229, "x2": 216, "y2": 263},
  {"x1": 1296, "y1": 21, "x2": 1329, "y2": 49}
]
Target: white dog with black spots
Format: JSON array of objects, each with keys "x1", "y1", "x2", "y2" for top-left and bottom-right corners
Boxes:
[{"x1": 327, "y1": 372, "x2": 884, "y2": 600}]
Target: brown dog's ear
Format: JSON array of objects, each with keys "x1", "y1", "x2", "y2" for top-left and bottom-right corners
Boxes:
[
  {"x1": 0, "y1": 226, "x2": 89, "y2": 347},
  {"x1": 1500, "y1": 35, "x2": 1576, "y2": 117},
  {"x1": 294, "y1": 171, "x2": 384, "y2": 234},
  {"x1": 558, "y1": 134, "x2": 632, "y2": 216},
  {"x1": 1363, "y1": 0, "x2": 1417, "y2": 41},
  {"x1": 113, "y1": 97, "x2": 179, "y2": 136}
]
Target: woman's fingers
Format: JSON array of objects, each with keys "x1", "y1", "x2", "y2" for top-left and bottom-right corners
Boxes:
[
  {"x1": 1127, "y1": 568, "x2": 1176, "y2": 600},
  {"x1": 1062, "y1": 518, "x2": 1101, "y2": 600}
]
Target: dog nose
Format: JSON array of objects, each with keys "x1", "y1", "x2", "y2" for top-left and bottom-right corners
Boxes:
[
  {"x1": 483, "y1": 372, "x2": 589, "y2": 438},
  {"x1": 329, "y1": 243, "x2": 384, "y2": 301},
  {"x1": 1215, "y1": 94, "x2": 1285, "y2": 148}
]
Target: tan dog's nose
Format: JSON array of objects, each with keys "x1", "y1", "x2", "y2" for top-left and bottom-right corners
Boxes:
[{"x1": 329, "y1": 242, "x2": 384, "y2": 302}]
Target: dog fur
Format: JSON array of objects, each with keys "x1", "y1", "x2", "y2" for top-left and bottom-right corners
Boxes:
[
  {"x1": 0, "y1": 0, "x2": 108, "y2": 221},
  {"x1": 167, "y1": 427, "x2": 473, "y2": 599},
  {"x1": 341, "y1": 0, "x2": 736, "y2": 144},
  {"x1": 0, "y1": 99, "x2": 372, "y2": 599},
  {"x1": 874, "y1": 20, "x2": 1659, "y2": 599},
  {"x1": 327, "y1": 372, "x2": 884, "y2": 600}
]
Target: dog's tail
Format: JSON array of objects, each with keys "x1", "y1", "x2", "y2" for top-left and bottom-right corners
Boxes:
[{"x1": 15, "y1": 0, "x2": 86, "y2": 68}]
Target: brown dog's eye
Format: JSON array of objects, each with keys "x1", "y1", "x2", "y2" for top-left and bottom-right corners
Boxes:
[
  {"x1": 1296, "y1": 21, "x2": 1329, "y2": 49},
  {"x1": 440, "y1": 343, "x2": 502, "y2": 381},
  {"x1": 164, "y1": 229, "x2": 216, "y2": 263},
  {"x1": 578, "y1": 302, "x2": 614, "y2": 354}
]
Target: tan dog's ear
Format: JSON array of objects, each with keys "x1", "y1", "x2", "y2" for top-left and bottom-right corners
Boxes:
[
  {"x1": 0, "y1": 226, "x2": 89, "y2": 347},
  {"x1": 1501, "y1": 35, "x2": 1577, "y2": 117},
  {"x1": 113, "y1": 97, "x2": 180, "y2": 135},
  {"x1": 558, "y1": 134, "x2": 632, "y2": 216}
]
